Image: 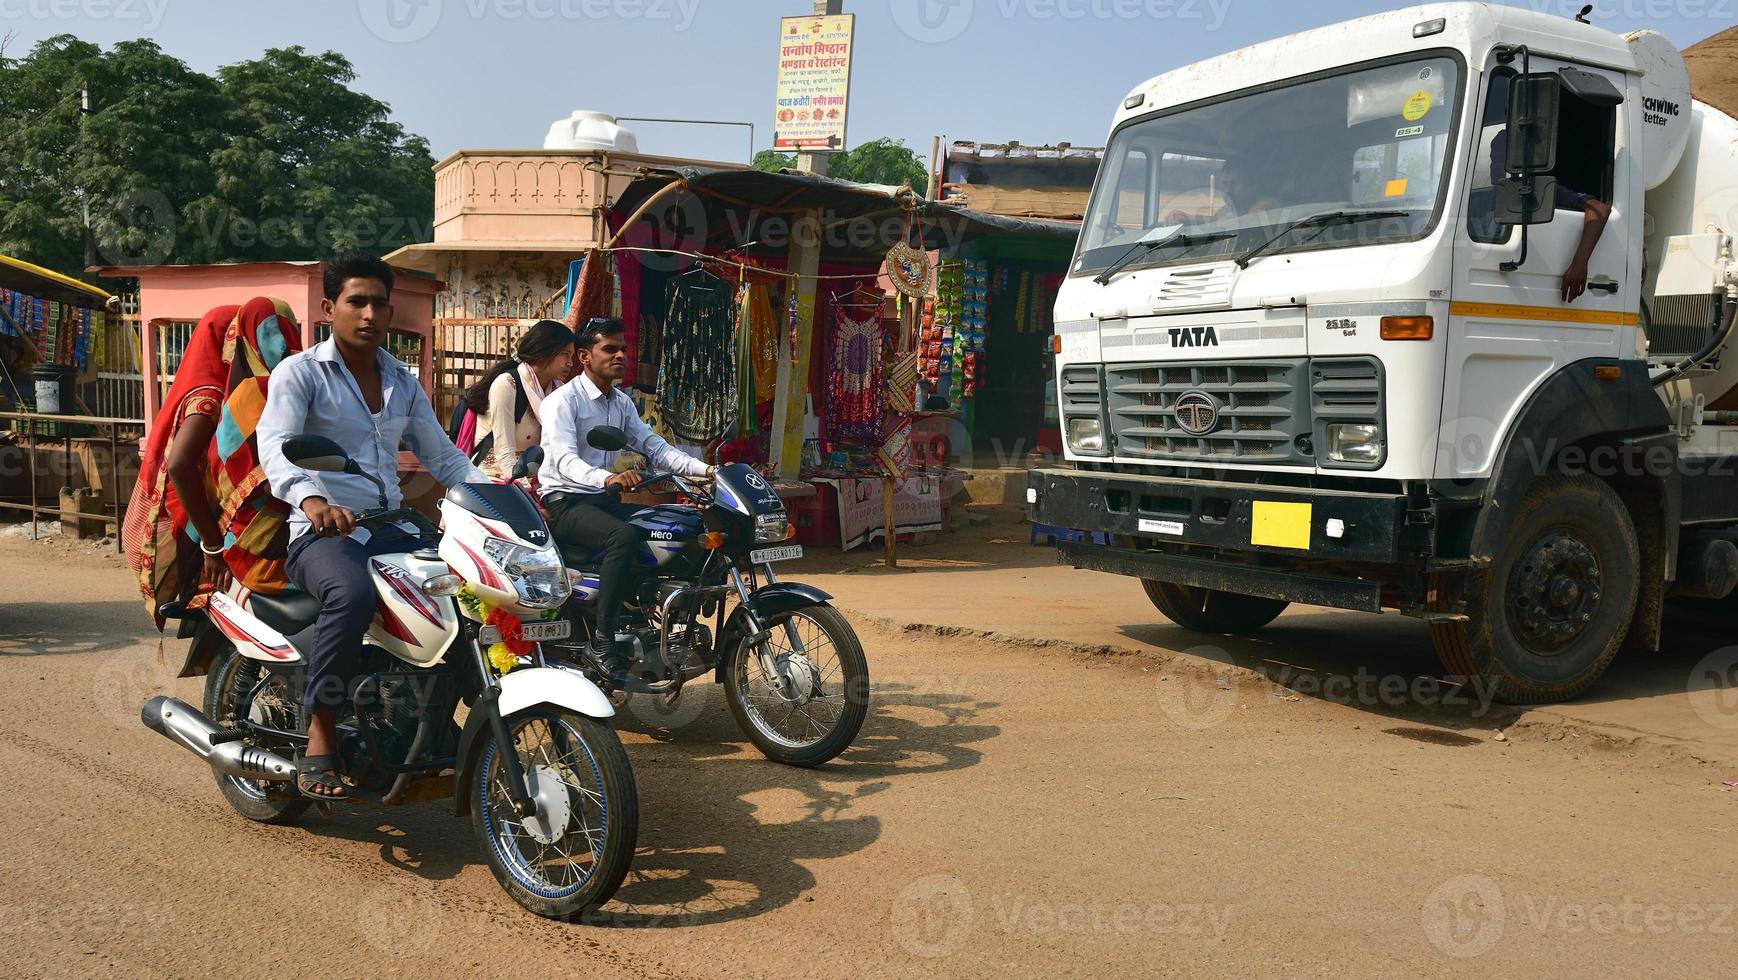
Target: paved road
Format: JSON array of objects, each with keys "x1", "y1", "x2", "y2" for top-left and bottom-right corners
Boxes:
[{"x1": 2, "y1": 529, "x2": 1736, "y2": 977}]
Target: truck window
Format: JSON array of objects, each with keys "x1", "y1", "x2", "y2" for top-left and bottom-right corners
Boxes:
[
  {"x1": 1467, "y1": 67, "x2": 1617, "y2": 244},
  {"x1": 1073, "y1": 54, "x2": 1462, "y2": 277}
]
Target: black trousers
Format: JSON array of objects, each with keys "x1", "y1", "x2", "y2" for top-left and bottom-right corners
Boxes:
[
  {"x1": 285, "y1": 526, "x2": 419, "y2": 713},
  {"x1": 544, "y1": 492, "x2": 646, "y2": 636}
]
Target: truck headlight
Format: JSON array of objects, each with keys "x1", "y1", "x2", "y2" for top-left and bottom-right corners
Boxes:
[
  {"x1": 1326, "y1": 423, "x2": 1384, "y2": 464},
  {"x1": 1067, "y1": 417, "x2": 1106, "y2": 454}
]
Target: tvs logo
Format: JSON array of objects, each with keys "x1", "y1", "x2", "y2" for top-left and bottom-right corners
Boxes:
[{"x1": 1172, "y1": 391, "x2": 1220, "y2": 435}]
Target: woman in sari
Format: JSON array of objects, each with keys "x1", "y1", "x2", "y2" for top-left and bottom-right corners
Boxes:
[{"x1": 123, "y1": 298, "x2": 304, "y2": 627}]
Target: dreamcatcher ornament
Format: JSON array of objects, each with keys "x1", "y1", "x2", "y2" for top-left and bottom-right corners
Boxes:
[{"x1": 884, "y1": 205, "x2": 932, "y2": 298}]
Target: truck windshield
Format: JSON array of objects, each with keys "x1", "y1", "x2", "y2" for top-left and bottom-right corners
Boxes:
[{"x1": 1073, "y1": 55, "x2": 1462, "y2": 278}]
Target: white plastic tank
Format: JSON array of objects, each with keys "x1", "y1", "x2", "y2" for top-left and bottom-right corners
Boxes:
[{"x1": 542, "y1": 111, "x2": 639, "y2": 152}]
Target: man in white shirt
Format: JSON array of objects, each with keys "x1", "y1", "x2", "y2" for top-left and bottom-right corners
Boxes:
[
  {"x1": 539, "y1": 317, "x2": 714, "y2": 675},
  {"x1": 258, "y1": 254, "x2": 488, "y2": 799}
]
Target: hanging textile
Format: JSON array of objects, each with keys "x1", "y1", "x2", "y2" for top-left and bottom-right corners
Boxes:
[
  {"x1": 733, "y1": 281, "x2": 780, "y2": 436},
  {"x1": 658, "y1": 272, "x2": 738, "y2": 443},
  {"x1": 563, "y1": 248, "x2": 615, "y2": 331},
  {"x1": 827, "y1": 294, "x2": 884, "y2": 444}
]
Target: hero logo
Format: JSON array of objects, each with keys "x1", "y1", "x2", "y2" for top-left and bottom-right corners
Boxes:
[
  {"x1": 744, "y1": 472, "x2": 769, "y2": 490},
  {"x1": 1167, "y1": 326, "x2": 1219, "y2": 347},
  {"x1": 1643, "y1": 96, "x2": 1681, "y2": 127},
  {"x1": 649, "y1": 530, "x2": 675, "y2": 541}
]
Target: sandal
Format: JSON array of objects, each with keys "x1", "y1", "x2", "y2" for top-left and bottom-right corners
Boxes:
[{"x1": 296, "y1": 753, "x2": 348, "y2": 800}]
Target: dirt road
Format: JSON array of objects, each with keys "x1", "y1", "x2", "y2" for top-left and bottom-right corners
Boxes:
[{"x1": 3, "y1": 529, "x2": 1736, "y2": 978}]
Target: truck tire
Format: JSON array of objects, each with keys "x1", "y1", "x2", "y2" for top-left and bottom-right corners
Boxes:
[
  {"x1": 1431, "y1": 473, "x2": 1638, "y2": 704},
  {"x1": 1142, "y1": 580, "x2": 1289, "y2": 635}
]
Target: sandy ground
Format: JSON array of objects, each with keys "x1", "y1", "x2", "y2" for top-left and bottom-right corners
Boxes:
[{"x1": 3, "y1": 524, "x2": 1738, "y2": 978}]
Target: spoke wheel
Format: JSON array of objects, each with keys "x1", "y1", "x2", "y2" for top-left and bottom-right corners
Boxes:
[
  {"x1": 203, "y1": 647, "x2": 309, "y2": 824},
  {"x1": 472, "y1": 709, "x2": 637, "y2": 920},
  {"x1": 725, "y1": 603, "x2": 868, "y2": 767}
]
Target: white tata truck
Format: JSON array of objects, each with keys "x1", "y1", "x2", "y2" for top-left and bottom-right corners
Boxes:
[{"x1": 1029, "y1": 3, "x2": 1738, "y2": 702}]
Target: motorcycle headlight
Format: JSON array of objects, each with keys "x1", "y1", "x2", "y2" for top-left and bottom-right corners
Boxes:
[
  {"x1": 481, "y1": 537, "x2": 567, "y2": 609},
  {"x1": 755, "y1": 512, "x2": 792, "y2": 543}
]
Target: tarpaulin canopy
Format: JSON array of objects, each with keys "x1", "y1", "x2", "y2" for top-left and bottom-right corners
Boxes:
[
  {"x1": 609, "y1": 165, "x2": 1079, "y2": 265},
  {"x1": 0, "y1": 254, "x2": 111, "y2": 308}
]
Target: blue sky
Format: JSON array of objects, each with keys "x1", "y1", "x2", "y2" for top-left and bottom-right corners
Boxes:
[{"x1": 4, "y1": 0, "x2": 1734, "y2": 163}]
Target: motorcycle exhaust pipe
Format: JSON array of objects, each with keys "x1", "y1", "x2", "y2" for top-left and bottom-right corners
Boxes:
[{"x1": 140, "y1": 696, "x2": 296, "y2": 781}]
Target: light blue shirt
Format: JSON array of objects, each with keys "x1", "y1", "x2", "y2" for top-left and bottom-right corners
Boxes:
[
  {"x1": 259, "y1": 339, "x2": 487, "y2": 541},
  {"x1": 539, "y1": 372, "x2": 709, "y2": 498}
]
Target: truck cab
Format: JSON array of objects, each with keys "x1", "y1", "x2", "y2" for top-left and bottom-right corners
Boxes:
[{"x1": 1031, "y1": 2, "x2": 1736, "y2": 702}]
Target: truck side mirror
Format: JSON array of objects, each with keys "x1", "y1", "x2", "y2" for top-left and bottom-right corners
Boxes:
[
  {"x1": 1505, "y1": 73, "x2": 1560, "y2": 175},
  {"x1": 1494, "y1": 174, "x2": 1558, "y2": 226}
]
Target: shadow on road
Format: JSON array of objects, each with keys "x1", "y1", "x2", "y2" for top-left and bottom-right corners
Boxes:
[
  {"x1": 1, "y1": 601, "x2": 151, "y2": 658},
  {"x1": 286, "y1": 675, "x2": 998, "y2": 929},
  {"x1": 1112, "y1": 599, "x2": 1737, "y2": 732}
]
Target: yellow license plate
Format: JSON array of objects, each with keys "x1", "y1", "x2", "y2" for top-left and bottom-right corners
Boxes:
[{"x1": 1251, "y1": 501, "x2": 1312, "y2": 550}]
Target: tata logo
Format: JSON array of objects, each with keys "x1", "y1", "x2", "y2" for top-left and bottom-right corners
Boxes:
[
  {"x1": 1173, "y1": 391, "x2": 1220, "y2": 435},
  {"x1": 1167, "y1": 326, "x2": 1219, "y2": 347}
]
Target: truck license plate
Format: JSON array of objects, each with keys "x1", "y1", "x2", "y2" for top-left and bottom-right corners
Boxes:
[
  {"x1": 480, "y1": 620, "x2": 571, "y2": 645},
  {"x1": 750, "y1": 545, "x2": 804, "y2": 565}
]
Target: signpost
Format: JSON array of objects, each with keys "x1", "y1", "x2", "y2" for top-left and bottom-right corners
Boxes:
[{"x1": 774, "y1": 11, "x2": 854, "y2": 159}]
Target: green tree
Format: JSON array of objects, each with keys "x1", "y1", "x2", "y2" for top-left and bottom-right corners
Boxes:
[
  {"x1": 0, "y1": 35, "x2": 434, "y2": 281},
  {"x1": 753, "y1": 138, "x2": 930, "y2": 194}
]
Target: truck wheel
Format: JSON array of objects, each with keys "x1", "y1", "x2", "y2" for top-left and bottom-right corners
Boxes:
[
  {"x1": 1142, "y1": 581, "x2": 1289, "y2": 635},
  {"x1": 1431, "y1": 473, "x2": 1637, "y2": 704}
]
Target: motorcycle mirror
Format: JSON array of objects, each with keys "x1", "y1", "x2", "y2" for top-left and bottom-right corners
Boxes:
[
  {"x1": 282, "y1": 434, "x2": 355, "y2": 474},
  {"x1": 587, "y1": 425, "x2": 630, "y2": 452},
  {"x1": 512, "y1": 446, "x2": 545, "y2": 481}
]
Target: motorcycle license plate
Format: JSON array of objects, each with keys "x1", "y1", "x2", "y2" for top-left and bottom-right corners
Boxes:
[
  {"x1": 480, "y1": 620, "x2": 571, "y2": 645},
  {"x1": 750, "y1": 545, "x2": 803, "y2": 565}
]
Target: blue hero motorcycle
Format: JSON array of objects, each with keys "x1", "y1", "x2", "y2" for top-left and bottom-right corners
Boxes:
[{"x1": 548, "y1": 425, "x2": 869, "y2": 767}]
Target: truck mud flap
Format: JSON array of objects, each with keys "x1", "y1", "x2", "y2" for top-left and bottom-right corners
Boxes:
[{"x1": 1058, "y1": 542, "x2": 1385, "y2": 613}]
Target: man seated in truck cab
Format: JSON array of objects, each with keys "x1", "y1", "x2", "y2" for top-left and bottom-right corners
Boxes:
[{"x1": 1488, "y1": 128, "x2": 1612, "y2": 303}]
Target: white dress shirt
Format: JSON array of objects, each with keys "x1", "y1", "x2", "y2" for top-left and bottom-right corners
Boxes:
[
  {"x1": 539, "y1": 372, "x2": 710, "y2": 498},
  {"x1": 260, "y1": 338, "x2": 488, "y2": 540}
]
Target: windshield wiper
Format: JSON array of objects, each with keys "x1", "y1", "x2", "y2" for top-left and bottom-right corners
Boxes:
[
  {"x1": 1233, "y1": 209, "x2": 1414, "y2": 269},
  {"x1": 1093, "y1": 228, "x2": 1236, "y2": 285}
]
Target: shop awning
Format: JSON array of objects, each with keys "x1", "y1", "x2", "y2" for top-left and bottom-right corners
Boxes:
[
  {"x1": 0, "y1": 254, "x2": 111, "y2": 307},
  {"x1": 610, "y1": 165, "x2": 1079, "y2": 264}
]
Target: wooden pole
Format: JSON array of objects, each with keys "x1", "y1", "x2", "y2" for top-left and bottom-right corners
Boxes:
[{"x1": 883, "y1": 475, "x2": 897, "y2": 568}]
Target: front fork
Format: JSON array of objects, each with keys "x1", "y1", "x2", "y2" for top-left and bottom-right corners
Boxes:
[
  {"x1": 471, "y1": 636, "x2": 537, "y2": 818},
  {"x1": 727, "y1": 564, "x2": 820, "y2": 703}
]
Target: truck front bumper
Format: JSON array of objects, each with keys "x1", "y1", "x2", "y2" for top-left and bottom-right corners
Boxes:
[{"x1": 1029, "y1": 468, "x2": 1424, "y2": 613}]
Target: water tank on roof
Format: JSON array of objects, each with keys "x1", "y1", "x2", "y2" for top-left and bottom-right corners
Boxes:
[{"x1": 542, "y1": 111, "x2": 639, "y2": 152}]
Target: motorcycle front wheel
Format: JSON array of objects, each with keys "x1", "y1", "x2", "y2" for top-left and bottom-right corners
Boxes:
[
  {"x1": 725, "y1": 603, "x2": 869, "y2": 768},
  {"x1": 470, "y1": 708, "x2": 638, "y2": 920}
]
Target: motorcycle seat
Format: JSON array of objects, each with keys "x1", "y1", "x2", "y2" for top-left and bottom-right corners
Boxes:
[
  {"x1": 246, "y1": 591, "x2": 322, "y2": 635},
  {"x1": 557, "y1": 541, "x2": 600, "y2": 571}
]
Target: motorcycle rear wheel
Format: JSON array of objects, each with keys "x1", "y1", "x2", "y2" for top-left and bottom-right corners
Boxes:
[
  {"x1": 725, "y1": 603, "x2": 868, "y2": 768},
  {"x1": 204, "y1": 647, "x2": 310, "y2": 825},
  {"x1": 471, "y1": 708, "x2": 638, "y2": 920}
]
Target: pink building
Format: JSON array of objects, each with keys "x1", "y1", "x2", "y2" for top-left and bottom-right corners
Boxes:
[{"x1": 90, "y1": 260, "x2": 444, "y2": 429}]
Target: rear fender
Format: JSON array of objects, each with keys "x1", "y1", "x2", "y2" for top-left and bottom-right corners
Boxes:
[
  {"x1": 175, "y1": 618, "x2": 228, "y2": 679},
  {"x1": 714, "y1": 583, "x2": 834, "y2": 682},
  {"x1": 453, "y1": 666, "x2": 614, "y2": 816}
]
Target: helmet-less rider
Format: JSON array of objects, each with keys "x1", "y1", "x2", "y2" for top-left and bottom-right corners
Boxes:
[{"x1": 538, "y1": 316, "x2": 716, "y2": 682}]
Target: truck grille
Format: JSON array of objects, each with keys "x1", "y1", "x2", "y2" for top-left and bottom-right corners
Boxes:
[
  {"x1": 1098, "y1": 357, "x2": 1383, "y2": 466},
  {"x1": 1106, "y1": 359, "x2": 1307, "y2": 463}
]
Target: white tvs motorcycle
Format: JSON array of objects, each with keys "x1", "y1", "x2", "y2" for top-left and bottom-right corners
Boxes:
[{"x1": 140, "y1": 438, "x2": 636, "y2": 920}]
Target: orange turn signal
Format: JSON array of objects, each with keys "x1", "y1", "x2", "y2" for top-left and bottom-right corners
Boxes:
[
  {"x1": 785, "y1": 524, "x2": 798, "y2": 541},
  {"x1": 1050, "y1": 335, "x2": 1063, "y2": 353},
  {"x1": 1379, "y1": 315, "x2": 1433, "y2": 340},
  {"x1": 701, "y1": 531, "x2": 725, "y2": 549},
  {"x1": 1594, "y1": 364, "x2": 1622, "y2": 381}
]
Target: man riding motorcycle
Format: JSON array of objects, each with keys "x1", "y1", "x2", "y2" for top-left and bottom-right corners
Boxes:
[
  {"x1": 257, "y1": 253, "x2": 489, "y2": 799},
  {"x1": 538, "y1": 317, "x2": 714, "y2": 680}
]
